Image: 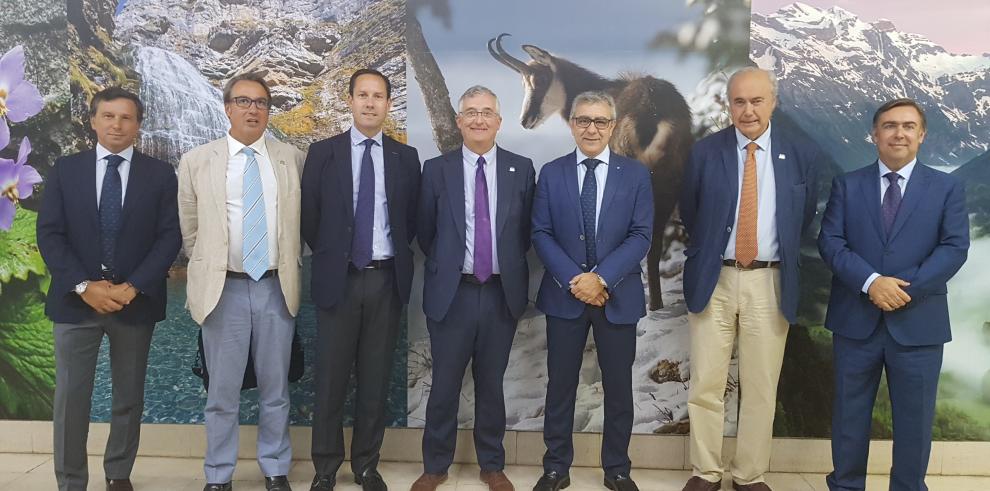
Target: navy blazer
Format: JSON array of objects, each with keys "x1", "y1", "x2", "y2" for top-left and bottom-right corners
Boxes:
[
  {"x1": 417, "y1": 147, "x2": 536, "y2": 322},
  {"x1": 532, "y1": 151, "x2": 653, "y2": 325},
  {"x1": 301, "y1": 129, "x2": 421, "y2": 309},
  {"x1": 817, "y1": 162, "x2": 969, "y2": 346},
  {"x1": 37, "y1": 149, "x2": 181, "y2": 324},
  {"x1": 680, "y1": 125, "x2": 820, "y2": 324}
]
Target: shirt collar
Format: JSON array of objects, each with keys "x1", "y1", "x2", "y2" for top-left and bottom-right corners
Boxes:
[
  {"x1": 735, "y1": 122, "x2": 772, "y2": 151},
  {"x1": 351, "y1": 127, "x2": 383, "y2": 147},
  {"x1": 462, "y1": 144, "x2": 497, "y2": 165},
  {"x1": 576, "y1": 146, "x2": 610, "y2": 166},
  {"x1": 878, "y1": 158, "x2": 917, "y2": 181},
  {"x1": 96, "y1": 143, "x2": 134, "y2": 163},
  {"x1": 226, "y1": 133, "x2": 269, "y2": 159}
]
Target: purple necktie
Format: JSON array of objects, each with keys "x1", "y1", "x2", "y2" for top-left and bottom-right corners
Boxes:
[
  {"x1": 473, "y1": 156, "x2": 493, "y2": 283},
  {"x1": 881, "y1": 171, "x2": 902, "y2": 236},
  {"x1": 351, "y1": 139, "x2": 376, "y2": 268}
]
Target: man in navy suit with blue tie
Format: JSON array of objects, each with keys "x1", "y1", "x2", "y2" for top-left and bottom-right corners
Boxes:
[
  {"x1": 531, "y1": 91, "x2": 653, "y2": 491},
  {"x1": 818, "y1": 98, "x2": 969, "y2": 491},
  {"x1": 37, "y1": 87, "x2": 181, "y2": 491},
  {"x1": 412, "y1": 86, "x2": 535, "y2": 491}
]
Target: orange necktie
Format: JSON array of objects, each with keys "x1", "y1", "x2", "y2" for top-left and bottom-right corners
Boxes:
[{"x1": 735, "y1": 142, "x2": 759, "y2": 267}]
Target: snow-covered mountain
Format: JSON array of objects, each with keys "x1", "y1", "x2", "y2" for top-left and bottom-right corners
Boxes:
[{"x1": 751, "y1": 2, "x2": 990, "y2": 169}]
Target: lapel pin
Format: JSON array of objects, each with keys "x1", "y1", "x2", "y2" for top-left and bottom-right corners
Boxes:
[
  {"x1": 509, "y1": 167, "x2": 516, "y2": 172},
  {"x1": 778, "y1": 153, "x2": 787, "y2": 159}
]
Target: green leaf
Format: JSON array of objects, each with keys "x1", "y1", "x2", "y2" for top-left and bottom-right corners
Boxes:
[
  {"x1": 0, "y1": 208, "x2": 47, "y2": 284},
  {"x1": 0, "y1": 277, "x2": 55, "y2": 419}
]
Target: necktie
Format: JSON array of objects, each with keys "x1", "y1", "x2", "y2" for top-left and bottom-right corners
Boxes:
[
  {"x1": 241, "y1": 147, "x2": 270, "y2": 281},
  {"x1": 735, "y1": 142, "x2": 759, "y2": 267},
  {"x1": 473, "y1": 156, "x2": 493, "y2": 283},
  {"x1": 351, "y1": 138, "x2": 376, "y2": 268},
  {"x1": 99, "y1": 154, "x2": 124, "y2": 271},
  {"x1": 580, "y1": 158, "x2": 600, "y2": 270},
  {"x1": 881, "y1": 172, "x2": 902, "y2": 236}
]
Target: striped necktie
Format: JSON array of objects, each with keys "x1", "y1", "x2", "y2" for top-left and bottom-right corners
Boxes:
[{"x1": 241, "y1": 147, "x2": 270, "y2": 281}]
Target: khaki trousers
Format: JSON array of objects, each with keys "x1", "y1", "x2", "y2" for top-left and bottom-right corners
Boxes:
[{"x1": 687, "y1": 266, "x2": 790, "y2": 484}]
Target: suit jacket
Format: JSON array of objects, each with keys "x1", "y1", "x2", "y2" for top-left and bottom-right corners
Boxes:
[
  {"x1": 817, "y1": 162, "x2": 969, "y2": 346},
  {"x1": 177, "y1": 136, "x2": 306, "y2": 325},
  {"x1": 300, "y1": 129, "x2": 421, "y2": 309},
  {"x1": 680, "y1": 125, "x2": 821, "y2": 324},
  {"x1": 37, "y1": 149, "x2": 181, "y2": 324},
  {"x1": 417, "y1": 147, "x2": 536, "y2": 321},
  {"x1": 532, "y1": 151, "x2": 653, "y2": 325}
]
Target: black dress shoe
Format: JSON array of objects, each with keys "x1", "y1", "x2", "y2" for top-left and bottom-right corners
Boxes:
[
  {"x1": 533, "y1": 471, "x2": 570, "y2": 491},
  {"x1": 203, "y1": 484, "x2": 232, "y2": 491},
  {"x1": 310, "y1": 474, "x2": 335, "y2": 490},
  {"x1": 106, "y1": 478, "x2": 134, "y2": 491},
  {"x1": 267, "y1": 475, "x2": 293, "y2": 491},
  {"x1": 604, "y1": 474, "x2": 639, "y2": 491},
  {"x1": 354, "y1": 468, "x2": 387, "y2": 491}
]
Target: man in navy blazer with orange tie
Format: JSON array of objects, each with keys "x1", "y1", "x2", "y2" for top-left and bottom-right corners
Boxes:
[
  {"x1": 818, "y1": 98, "x2": 969, "y2": 491},
  {"x1": 531, "y1": 91, "x2": 653, "y2": 491}
]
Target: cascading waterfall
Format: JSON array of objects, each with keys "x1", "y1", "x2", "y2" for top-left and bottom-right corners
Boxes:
[{"x1": 132, "y1": 45, "x2": 229, "y2": 166}]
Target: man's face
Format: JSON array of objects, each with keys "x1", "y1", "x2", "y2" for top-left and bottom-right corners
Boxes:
[
  {"x1": 224, "y1": 80, "x2": 270, "y2": 144},
  {"x1": 569, "y1": 102, "x2": 614, "y2": 157},
  {"x1": 728, "y1": 70, "x2": 777, "y2": 140},
  {"x1": 349, "y1": 74, "x2": 392, "y2": 136},
  {"x1": 872, "y1": 105, "x2": 926, "y2": 169},
  {"x1": 90, "y1": 98, "x2": 141, "y2": 154},
  {"x1": 456, "y1": 93, "x2": 501, "y2": 152}
]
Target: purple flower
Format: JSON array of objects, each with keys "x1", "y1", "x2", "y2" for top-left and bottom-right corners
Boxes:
[
  {"x1": 0, "y1": 45, "x2": 44, "y2": 150},
  {"x1": 0, "y1": 137, "x2": 42, "y2": 230}
]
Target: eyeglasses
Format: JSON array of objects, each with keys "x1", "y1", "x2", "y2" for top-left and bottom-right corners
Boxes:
[
  {"x1": 459, "y1": 109, "x2": 499, "y2": 120},
  {"x1": 571, "y1": 117, "x2": 613, "y2": 130},
  {"x1": 229, "y1": 97, "x2": 270, "y2": 110}
]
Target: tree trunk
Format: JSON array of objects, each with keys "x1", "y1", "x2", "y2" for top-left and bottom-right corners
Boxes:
[{"x1": 405, "y1": 14, "x2": 461, "y2": 154}]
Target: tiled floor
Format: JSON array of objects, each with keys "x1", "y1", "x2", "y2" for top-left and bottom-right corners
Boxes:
[{"x1": 3, "y1": 454, "x2": 989, "y2": 491}]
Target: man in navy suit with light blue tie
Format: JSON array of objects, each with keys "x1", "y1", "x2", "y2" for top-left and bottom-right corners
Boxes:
[
  {"x1": 531, "y1": 91, "x2": 653, "y2": 491},
  {"x1": 412, "y1": 85, "x2": 535, "y2": 491},
  {"x1": 818, "y1": 98, "x2": 969, "y2": 491}
]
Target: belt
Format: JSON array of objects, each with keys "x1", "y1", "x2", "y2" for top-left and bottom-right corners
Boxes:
[
  {"x1": 461, "y1": 273, "x2": 500, "y2": 285},
  {"x1": 349, "y1": 258, "x2": 394, "y2": 271},
  {"x1": 722, "y1": 259, "x2": 779, "y2": 270},
  {"x1": 226, "y1": 269, "x2": 277, "y2": 280}
]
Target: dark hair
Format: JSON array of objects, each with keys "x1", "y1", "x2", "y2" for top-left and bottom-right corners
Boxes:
[
  {"x1": 89, "y1": 87, "x2": 145, "y2": 123},
  {"x1": 222, "y1": 72, "x2": 272, "y2": 103},
  {"x1": 348, "y1": 68, "x2": 391, "y2": 99},
  {"x1": 873, "y1": 98, "x2": 926, "y2": 129}
]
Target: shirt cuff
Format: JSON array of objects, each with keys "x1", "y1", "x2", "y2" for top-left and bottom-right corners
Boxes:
[{"x1": 862, "y1": 273, "x2": 881, "y2": 294}]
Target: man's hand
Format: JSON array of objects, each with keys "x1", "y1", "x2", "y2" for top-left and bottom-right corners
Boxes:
[
  {"x1": 108, "y1": 283, "x2": 139, "y2": 306},
  {"x1": 80, "y1": 280, "x2": 124, "y2": 314},
  {"x1": 868, "y1": 276, "x2": 911, "y2": 311},
  {"x1": 570, "y1": 272, "x2": 608, "y2": 306}
]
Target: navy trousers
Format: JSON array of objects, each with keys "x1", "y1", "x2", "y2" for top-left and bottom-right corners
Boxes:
[{"x1": 827, "y1": 322, "x2": 943, "y2": 491}]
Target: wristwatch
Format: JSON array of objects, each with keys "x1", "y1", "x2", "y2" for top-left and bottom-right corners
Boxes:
[{"x1": 75, "y1": 280, "x2": 89, "y2": 295}]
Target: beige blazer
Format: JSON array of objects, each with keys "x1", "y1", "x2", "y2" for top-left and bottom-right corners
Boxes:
[{"x1": 177, "y1": 136, "x2": 305, "y2": 325}]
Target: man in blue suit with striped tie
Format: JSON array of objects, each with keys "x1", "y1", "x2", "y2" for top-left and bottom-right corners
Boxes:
[
  {"x1": 818, "y1": 98, "x2": 969, "y2": 491},
  {"x1": 531, "y1": 91, "x2": 654, "y2": 491}
]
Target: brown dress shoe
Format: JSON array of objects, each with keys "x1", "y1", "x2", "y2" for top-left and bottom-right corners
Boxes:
[
  {"x1": 682, "y1": 476, "x2": 720, "y2": 491},
  {"x1": 732, "y1": 482, "x2": 771, "y2": 491},
  {"x1": 106, "y1": 478, "x2": 134, "y2": 491},
  {"x1": 411, "y1": 473, "x2": 448, "y2": 491},
  {"x1": 480, "y1": 470, "x2": 514, "y2": 491}
]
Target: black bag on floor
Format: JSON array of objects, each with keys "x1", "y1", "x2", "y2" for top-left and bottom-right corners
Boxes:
[{"x1": 192, "y1": 327, "x2": 304, "y2": 391}]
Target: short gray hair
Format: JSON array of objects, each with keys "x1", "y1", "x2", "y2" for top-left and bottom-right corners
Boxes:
[
  {"x1": 570, "y1": 91, "x2": 616, "y2": 120},
  {"x1": 727, "y1": 66, "x2": 778, "y2": 100},
  {"x1": 458, "y1": 85, "x2": 500, "y2": 114}
]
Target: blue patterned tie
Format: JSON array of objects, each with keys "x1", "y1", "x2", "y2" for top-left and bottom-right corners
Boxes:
[
  {"x1": 580, "y1": 158, "x2": 600, "y2": 270},
  {"x1": 881, "y1": 171, "x2": 902, "y2": 236},
  {"x1": 99, "y1": 154, "x2": 124, "y2": 271},
  {"x1": 241, "y1": 147, "x2": 270, "y2": 281},
  {"x1": 351, "y1": 138, "x2": 376, "y2": 268}
]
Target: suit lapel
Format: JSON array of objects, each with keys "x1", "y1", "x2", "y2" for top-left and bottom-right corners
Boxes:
[
  {"x1": 208, "y1": 139, "x2": 228, "y2": 238},
  {"x1": 336, "y1": 131, "x2": 354, "y2": 224},
  {"x1": 120, "y1": 152, "x2": 148, "y2": 226},
  {"x1": 495, "y1": 147, "x2": 514, "y2": 237},
  {"x1": 862, "y1": 162, "x2": 885, "y2": 243},
  {"x1": 443, "y1": 149, "x2": 467, "y2": 243},
  {"x1": 80, "y1": 150, "x2": 100, "y2": 229},
  {"x1": 562, "y1": 151, "x2": 583, "y2": 233},
  {"x1": 382, "y1": 135, "x2": 400, "y2": 227},
  {"x1": 267, "y1": 137, "x2": 289, "y2": 242},
  {"x1": 770, "y1": 132, "x2": 791, "y2": 243},
  {"x1": 721, "y1": 129, "x2": 739, "y2": 222},
  {"x1": 599, "y1": 155, "x2": 622, "y2": 228},
  {"x1": 887, "y1": 163, "x2": 930, "y2": 243}
]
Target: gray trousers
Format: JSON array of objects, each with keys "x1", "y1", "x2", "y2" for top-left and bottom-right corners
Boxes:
[
  {"x1": 53, "y1": 317, "x2": 154, "y2": 491},
  {"x1": 201, "y1": 274, "x2": 294, "y2": 483}
]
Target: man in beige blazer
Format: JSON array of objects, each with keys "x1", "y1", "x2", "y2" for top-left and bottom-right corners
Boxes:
[{"x1": 177, "y1": 72, "x2": 305, "y2": 491}]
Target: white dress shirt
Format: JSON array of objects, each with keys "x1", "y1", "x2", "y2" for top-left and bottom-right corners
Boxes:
[
  {"x1": 95, "y1": 143, "x2": 133, "y2": 206},
  {"x1": 576, "y1": 146, "x2": 611, "y2": 233},
  {"x1": 225, "y1": 133, "x2": 279, "y2": 272},
  {"x1": 350, "y1": 128, "x2": 394, "y2": 259},
  {"x1": 861, "y1": 158, "x2": 917, "y2": 293},
  {"x1": 462, "y1": 145, "x2": 499, "y2": 274},
  {"x1": 723, "y1": 123, "x2": 780, "y2": 262}
]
